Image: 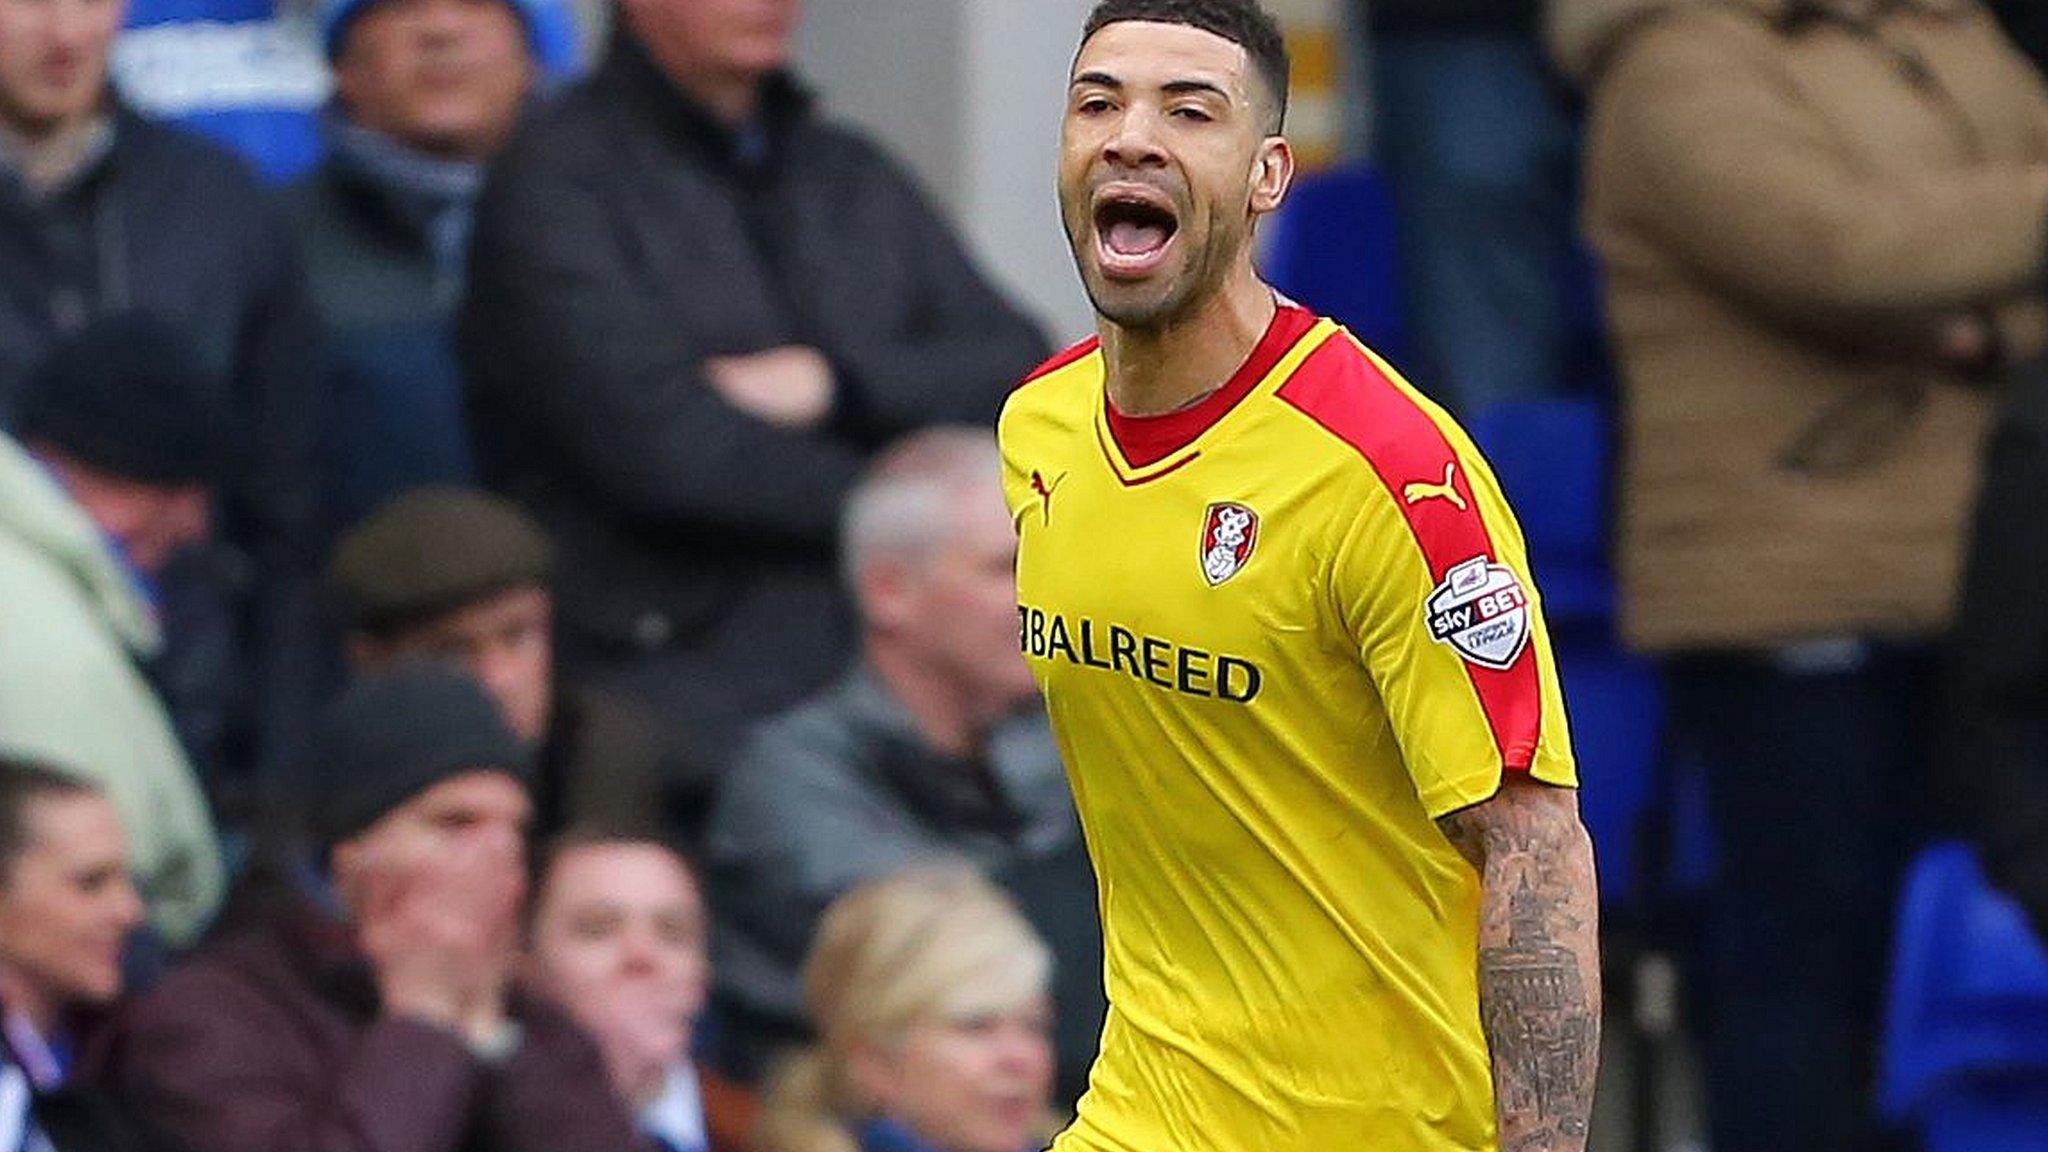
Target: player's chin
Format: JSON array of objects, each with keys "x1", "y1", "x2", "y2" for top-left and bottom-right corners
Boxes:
[
  {"x1": 1086, "y1": 277, "x2": 1183, "y2": 330},
  {"x1": 1085, "y1": 245, "x2": 1180, "y2": 305}
]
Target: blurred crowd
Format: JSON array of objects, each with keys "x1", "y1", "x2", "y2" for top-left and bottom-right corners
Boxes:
[{"x1": 0, "y1": 0, "x2": 2045, "y2": 1150}]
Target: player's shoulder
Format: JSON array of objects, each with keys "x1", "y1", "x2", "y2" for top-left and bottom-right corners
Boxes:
[
  {"x1": 1016, "y1": 335, "x2": 1103, "y2": 396},
  {"x1": 1272, "y1": 326, "x2": 1473, "y2": 487},
  {"x1": 1000, "y1": 336, "x2": 1103, "y2": 432}
]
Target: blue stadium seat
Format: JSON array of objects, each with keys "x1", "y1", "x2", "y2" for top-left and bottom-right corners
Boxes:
[
  {"x1": 1463, "y1": 395, "x2": 1717, "y2": 906},
  {"x1": 1880, "y1": 841, "x2": 2048, "y2": 1145},
  {"x1": 1550, "y1": 636, "x2": 1660, "y2": 904},
  {"x1": 1920, "y1": 1084, "x2": 2048, "y2": 1152},
  {"x1": 1464, "y1": 397, "x2": 1612, "y2": 626},
  {"x1": 1262, "y1": 165, "x2": 1406, "y2": 364},
  {"x1": 1461, "y1": 395, "x2": 1710, "y2": 904}
]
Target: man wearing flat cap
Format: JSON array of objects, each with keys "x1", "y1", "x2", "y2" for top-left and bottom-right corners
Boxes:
[
  {"x1": 328, "y1": 486, "x2": 679, "y2": 838},
  {"x1": 113, "y1": 663, "x2": 652, "y2": 1152},
  {"x1": 0, "y1": 314, "x2": 227, "y2": 948}
]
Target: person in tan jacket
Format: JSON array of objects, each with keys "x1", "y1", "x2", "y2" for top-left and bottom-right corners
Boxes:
[{"x1": 1561, "y1": 0, "x2": 2048, "y2": 1148}]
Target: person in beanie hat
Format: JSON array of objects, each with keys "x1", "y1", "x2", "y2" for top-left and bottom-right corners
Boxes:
[
  {"x1": 302, "y1": 660, "x2": 535, "y2": 849},
  {"x1": 12, "y1": 312, "x2": 228, "y2": 575},
  {"x1": 329, "y1": 487, "x2": 683, "y2": 840},
  {"x1": 0, "y1": 319, "x2": 228, "y2": 948},
  {"x1": 13, "y1": 312, "x2": 236, "y2": 497},
  {"x1": 112, "y1": 662, "x2": 655, "y2": 1152},
  {"x1": 292, "y1": 0, "x2": 576, "y2": 537},
  {"x1": 321, "y1": 0, "x2": 582, "y2": 75}
]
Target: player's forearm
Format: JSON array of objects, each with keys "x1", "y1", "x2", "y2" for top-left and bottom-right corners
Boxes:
[{"x1": 1442, "y1": 784, "x2": 1602, "y2": 1152}]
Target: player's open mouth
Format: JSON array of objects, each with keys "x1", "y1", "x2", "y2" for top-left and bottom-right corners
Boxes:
[{"x1": 1093, "y1": 187, "x2": 1180, "y2": 280}]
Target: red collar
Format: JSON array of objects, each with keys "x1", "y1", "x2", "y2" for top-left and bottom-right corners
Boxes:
[{"x1": 1104, "y1": 304, "x2": 1318, "y2": 468}]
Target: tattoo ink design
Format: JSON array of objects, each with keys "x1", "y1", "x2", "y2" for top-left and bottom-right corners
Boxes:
[
  {"x1": 1441, "y1": 786, "x2": 1601, "y2": 1152},
  {"x1": 1483, "y1": 876, "x2": 1595, "y2": 1147}
]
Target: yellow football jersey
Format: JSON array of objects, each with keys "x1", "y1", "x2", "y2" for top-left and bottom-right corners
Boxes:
[{"x1": 999, "y1": 305, "x2": 1578, "y2": 1152}]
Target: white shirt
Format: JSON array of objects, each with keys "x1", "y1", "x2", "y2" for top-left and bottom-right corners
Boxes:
[
  {"x1": 640, "y1": 1063, "x2": 710, "y2": 1152},
  {"x1": 0, "y1": 1064, "x2": 53, "y2": 1152}
]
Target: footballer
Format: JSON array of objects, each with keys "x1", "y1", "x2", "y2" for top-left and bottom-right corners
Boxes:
[{"x1": 998, "y1": 2, "x2": 1602, "y2": 1150}]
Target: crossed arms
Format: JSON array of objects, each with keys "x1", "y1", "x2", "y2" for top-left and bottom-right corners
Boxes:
[{"x1": 1438, "y1": 775, "x2": 1602, "y2": 1152}]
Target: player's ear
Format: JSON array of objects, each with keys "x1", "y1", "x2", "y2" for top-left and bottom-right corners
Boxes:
[{"x1": 1249, "y1": 136, "x2": 1295, "y2": 216}]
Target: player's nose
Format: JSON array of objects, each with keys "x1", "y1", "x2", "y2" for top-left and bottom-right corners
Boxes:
[{"x1": 1101, "y1": 107, "x2": 1169, "y2": 169}]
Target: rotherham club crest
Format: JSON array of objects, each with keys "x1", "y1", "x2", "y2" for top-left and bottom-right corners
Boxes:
[
  {"x1": 1426, "y1": 556, "x2": 1532, "y2": 670},
  {"x1": 1201, "y1": 502, "x2": 1259, "y2": 586}
]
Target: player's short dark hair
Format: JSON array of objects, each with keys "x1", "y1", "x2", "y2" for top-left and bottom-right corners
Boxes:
[
  {"x1": 0, "y1": 756, "x2": 100, "y2": 882},
  {"x1": 1083, "y1": 0, "x2": 1291, "y2": 133}
]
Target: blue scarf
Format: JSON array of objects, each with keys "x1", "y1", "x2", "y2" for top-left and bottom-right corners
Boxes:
[
  {"x1": 322, "y1": 109, "x2": 485, "y2": 305},
  {"x1": 856, "y1": 1118, "x2": 1040, "y2": 1152},
  {"x1": 29, "y1": 456, "x2": 162, "y2": 616},
  {"x1": 856, "y1": 1119, "x2": 939, "y2": 1152}
]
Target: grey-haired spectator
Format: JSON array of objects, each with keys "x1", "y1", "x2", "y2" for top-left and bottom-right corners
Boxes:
[
  {"x1": 291, "y1": 0, "x2": 578, "y2": 533},
  {"x1": 0, "y1": 759, "x2": 159, "y2": 1152},
  {"x1": 113, "y1": 663, "x2": 653, "y2": 1152},
  {"x1": 328, "y1": 487, "x2": 678, "y2": 839},
  {"x1": 461, "y1": 0, "x2": 1051, "y2": 789},
  {"x1": 704, "y1": 429, "x2": 1082, "y2": 1083},
  {"x1": 0, "y1": 316, "x2": 228, "y2": 947},
  {"x1": 0, "y1": 0, "x2": 327, "y2": 798}
]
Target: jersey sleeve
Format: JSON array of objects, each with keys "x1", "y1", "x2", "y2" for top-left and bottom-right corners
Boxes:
[{"x1": 1330, "y1": 435, "x2": 1578, "y2": 820}]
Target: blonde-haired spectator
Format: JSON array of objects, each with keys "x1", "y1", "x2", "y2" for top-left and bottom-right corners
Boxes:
[{"x1": 756, "y1": 869, "x2": 1058, "y2": 1152}]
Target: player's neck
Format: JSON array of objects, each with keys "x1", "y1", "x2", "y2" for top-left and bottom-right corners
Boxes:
[{"x1": 1099, "y1": 273, "x2": 1277, "y2": 419}]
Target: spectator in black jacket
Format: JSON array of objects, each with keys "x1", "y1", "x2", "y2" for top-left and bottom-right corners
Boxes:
[
  {"x1": 0, "y1": 0, "x2": 325, "y2": 801},
  {"x1": 461, "y1": 0, "x2": 1049, "y2": 783},
  {"x1": 1946, "y1": 353, "x2": 2048, "y2": 940}
]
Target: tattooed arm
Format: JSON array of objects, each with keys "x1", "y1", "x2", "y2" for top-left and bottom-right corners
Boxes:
[{"x1": 1438, "y1": 775, "x2": 1601, "y2": 1152}]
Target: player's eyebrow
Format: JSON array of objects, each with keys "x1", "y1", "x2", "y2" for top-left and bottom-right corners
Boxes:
[
  {"x1": 1071, "y1": 72, "x2": 1236, "y2": 105},
  {"x1": 1161, "y1": 79, "x2": 1233, "y2": 104}
]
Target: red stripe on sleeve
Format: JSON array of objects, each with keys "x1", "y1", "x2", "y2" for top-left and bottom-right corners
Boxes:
[
  {"x1": 1277, "y1": 339, "x2": 1544, "y2": 773},
  {"x1": 1015, "y1": 336, "x2": 1102, "y2": 390}
]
